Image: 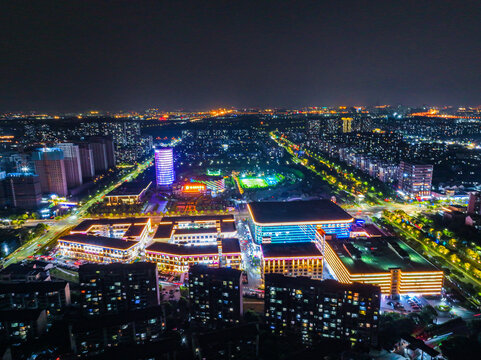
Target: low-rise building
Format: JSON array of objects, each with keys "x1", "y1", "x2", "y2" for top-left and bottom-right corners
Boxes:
[
  {"x1": 58, "y1": 234, "x2": 140, "y2": 263},
  {"x1": 153, "y1": 215, "x2": 236, "y2": 245},
  {"x1": 262, "y1": 241, "x2": 323, "y2": 279},
  {"x1": 70, "y1": 217, "x2": 151, "y2": 242},
  {"x1": 146, "y1": 238, "x2": 242, "y2": 274},
  {"x1": 324, "y1": 237, "x2": 443, "y2": 297}
]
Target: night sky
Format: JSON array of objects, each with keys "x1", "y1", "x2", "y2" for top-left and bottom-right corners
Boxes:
[{"x1": 1, "y1": 0, "x2": 481, "y2": 112}]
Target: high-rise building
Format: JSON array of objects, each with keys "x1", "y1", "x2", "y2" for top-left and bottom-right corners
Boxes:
[
  {"x1": 342, "y1": 117, "x2": 353, "y2": 133},
  {"x1": 6, "y1": 173, "x2": 42, "y2": 209},
  {"x1": 78, "y1": 143, "x2": 95, "y2": 179},
  {"x1": 188, "y1": 265, "x2": 243, "y2": 329},
  {"x1": 468, "y1": 192, "x2": 481, "y2": 215},
  {"x1": 88, "y1": 138, "x2": 108, "y2": 173},
  {"x1": 78, "y1": 262, "x2": 160, "y2": 317},
  {"x1": 31, "y1": 148, "x2": 68, "y2": 197},
  {"x1": 264, "y1": 274, "x2": 380, "y2": 347},
  {"x1": 397, "y1": 161, "x2": 433, "y2": 198},
  {"x1": 154, "y1": 147, "x2": 175, "y2": 186},
  {"x1": 57, "y1": 143, "x2": 83, "y2": 188}
]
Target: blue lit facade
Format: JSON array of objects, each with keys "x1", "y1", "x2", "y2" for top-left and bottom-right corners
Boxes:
[
  {"x1": 252, "y1": 222, "x2": 351, "y2": 244},
  {"x1": 154, "y1": 147, "x2": 175, "y2": 186}
]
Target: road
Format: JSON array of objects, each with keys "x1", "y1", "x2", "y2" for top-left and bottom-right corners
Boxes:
[{"x1": 1, "y1": 157, "x2": 153, "y2": 267}]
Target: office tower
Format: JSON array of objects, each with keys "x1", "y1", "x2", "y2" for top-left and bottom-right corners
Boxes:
[
  {"x1": 188, "y1": 265, "x2": 243, "y2": 329},
  {"x1": 468, "y1": 192, "x2": 481, "y2": 215},
  {"x1": 154, "y1": 147, "x2": 175, "y2": 186},
  {"x1": 397, "y1": 161, "x2": 433, "y2": 198},
  {"x1": 31, "y1": 148, "x2": 68, "y2": 197},
  {"x1": 6, "y1": 173, "x2": 42, "y2": 209},
  {"x1": 78, "y1": 262, "x2": 160, "y2": 316},
  {"x1": 78, "y1": 143, "x2": 95, "y2": 179},
  {"x1": 264, "y1": 274, "x2": 380, "y2": 347},
  {"x1": 57, "y1": 143, "x2": 83, "y2": 188}
]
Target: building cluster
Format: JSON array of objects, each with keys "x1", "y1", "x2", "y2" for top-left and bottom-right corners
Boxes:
[
  {"x1": 247, "y1": 200, "x2": 443, "y2": 298},
  {"x1": 145, "y1": 215, "x2": 241, "y2": 273},
  {"x1": 0, "y1": 137, "x2": 116, "y2": 209}
]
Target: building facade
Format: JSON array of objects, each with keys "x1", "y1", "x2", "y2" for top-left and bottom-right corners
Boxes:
[
  {"x1": 188, "y1": 265, "x2": 243, "y2": 329},
  {"x1": 264, "y1": 274, "x2": 380, "y2": 347},
  {"x1": 57, "y1": 143, "x2": 83, "y2": 188},
  {"x1": 32, "y1": 147, "x2": 68, "y2": 197},
  {"x1": 78, "y1": 262, "x2": 160, "y2": 317},
  {"x1": 248, "y1": 200, "x2": 353, "y2": 244},
  {"x1": 397, "y1": 161, "x2": 433, "y2": 198},
  {"x1": 155, "y1": 147, "x2": 175, "y2": 186}
]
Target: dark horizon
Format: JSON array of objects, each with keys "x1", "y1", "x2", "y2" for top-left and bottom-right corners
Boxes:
[{"x1": 1, "y1": 0, "x2": 481, "y2": 112}]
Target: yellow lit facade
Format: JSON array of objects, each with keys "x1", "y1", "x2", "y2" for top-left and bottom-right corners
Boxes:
[
  {"x1": 263, "y1": 256, "x2": 323, "y2": 279},
  {"x1": 324, "y1": 241, "x2": 443, "y2": 296},
  {"x1": 145, "y1": 250, "x2": 242, "y2": 274}
]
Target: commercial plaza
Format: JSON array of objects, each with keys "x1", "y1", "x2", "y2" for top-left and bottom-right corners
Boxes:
[
  {"x1": 247, "y1": 200, "x2": 443, "y2": 297},
  {"x1": 53, "y1": 198, "x2": 443, "y2": 297}
]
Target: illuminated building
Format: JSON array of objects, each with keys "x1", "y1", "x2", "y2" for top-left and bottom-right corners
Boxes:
[
  {"x1": 177, "y1": 181, "x2": 207, "y2": 196},
  {"x1": 0, "y1": 281, "x2": 71, "y2": 314},
  {"x1": 265, "y1": 274, "x2": 380, "y2": 347},
  {"x1": 70, "y1": 217, "x2": 151, "y2": 242},
  {"x1": 262, "y1": 241, "x2": 323, "y2": 279},
  {"x1": 191, "y1": 175, "x2": 226, "y2": 193},
  {"x1": 397, "y1": 161, "x2": 433, "y2": 198},
  {"x1": 69, "y1": 306, "x2": 166, "y2": 357},
  {"x1": 79, "y1": 262, "x2": 160, "y2": 317},
  {"x1": 78, "y1": 143, "x2": 95, "y2": 179},
  {"x1": 342, "y1": 117, "x2": 353, "y2": 133},
  {"x1": 57, "y1": 234, "x2": 140, "y2": 263},
  {"x1": 0, "y1": 309, "x2": 47, "y2": 343},
  {"x1": 57, "y1": 142, "x2": 83, "y2": 188},
  {"x1": 154, "y1": 147, "x2": 175, "y2": 186},
  {"x1": 324, "y1": 237, "x2": 443, "y2": 297},
  {"x1": 145, "y1": 238, "x2": 242, "y2": 274},
  {"x1": 188, "y1": 265, "x2": 243, "y2": 329},
  {"x1": 32, "y1": 147, "x2": 68, "y2": 197},
  {"x1": 105, "y1": 181, "x2": 152, "y2": 205},
  {"x1": 248, "y1": 200, "x2": 353, "y2": 244},
  {"x1": 153, "y1": 215, "x2": 237, "y2": 245},
  {"x1": 0, "y1": 173, "x2": 42, "y2": 209}
]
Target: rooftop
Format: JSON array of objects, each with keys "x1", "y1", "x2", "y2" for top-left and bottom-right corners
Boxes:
[
  {"x1": 153, "y1": 223, "x2": 174, "y2": 239},
  {"x1": 189, "y1": 264, "x2": 242, "y2": 278},
  {"x1": 262, "y1": 242, "x2": 322, "y2": 258},
  {"x1": 161, "y1": 214, "x2": 234, "y2": 223},
  {"x1": 72, "y1": 217, "x2": 150, "y2": 232},
  {"x1": 265, "y1": 273, "x2": 380, "y2": 295},
  {"x1": 0, "y1": 281, "x2": 68, "y2": 294},
  {"x1": 107, "y1": 181, "x2": 152, "y2": 197},
  {"x1": 146, "y1": 238, "x2": 240, "y2": 255},
  {"x1": 326, "y1": 237, "x2": 441, "y2": 274},
  {"x1": 59, "y1": 234, "x2": 139, "y2": 250},
  {"x1": 248, "y1": 200, "x2": 353, "y2": 224}
]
